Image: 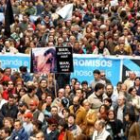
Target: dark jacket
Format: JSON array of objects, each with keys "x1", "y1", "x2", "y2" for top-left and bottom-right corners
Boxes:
[
  {"x1": 115, "y1": 104, "x2": 134, "y2": 130},
  {"x1": 45, "y1": 129, "x2": 59, "y2": 140},
  {"x1": 1, "y1": 103, "x2": 18, "y2": 119},
  {"x1": 10, "y1": 127, "x2": 29, "y2": 140}
]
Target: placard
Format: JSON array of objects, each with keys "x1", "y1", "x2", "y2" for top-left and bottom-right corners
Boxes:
[{"x1": 56, "y1": 47, "x2": 73, "y2": 73}]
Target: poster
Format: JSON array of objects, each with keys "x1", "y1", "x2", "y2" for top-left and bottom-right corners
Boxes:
[
  {"x1": 56, "y1": 47, "x2": 73, "y2": 73},
  {"x1": 31, "y1": 47, "x2": 57, "y2": 74}
]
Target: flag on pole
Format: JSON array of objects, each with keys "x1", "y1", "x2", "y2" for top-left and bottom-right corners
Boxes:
[
  {"x1": 4, "y1": 0, "x2": 14, "y2": 37},
  {"x1": 56, "y1": 4, "x2": 73, "y2": 21}
]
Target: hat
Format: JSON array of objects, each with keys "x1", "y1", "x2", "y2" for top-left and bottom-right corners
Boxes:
[
  {"x1": 19, "y1": 101, "x2": 27, "y2": 107},
  {"x1": 24, "y1": 112, "x2": 33, "y2": 119},
  {"x1": 29, "y1": 100, "x2": 38, "y2": 106}
]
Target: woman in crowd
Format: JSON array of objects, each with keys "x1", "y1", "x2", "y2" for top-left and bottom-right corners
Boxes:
[
  {"x1": 107, "y1": 110, "x2": 124, "y2": 140},
  {"x1": 93, "y1": 40, "x2": 110, "y2": 55},
  {"x1": 128, "y1": 87, "x2": 140, "y2": 121},
  {"x1": 58, "y1": 119, "x2": 74, "y2": 140},
  {"x1": 125, "y1": 112, "x2": 140, "y2": 140}
]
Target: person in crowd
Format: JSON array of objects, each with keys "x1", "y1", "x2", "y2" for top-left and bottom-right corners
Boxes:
[
  {"x1": 98, "y1": 104, "x2": 108, "y2": 121},
  {"x1": 58, "y1": 97, "x2": 69, "y2": 118},
  {"x1": 3, "y1": 68, "x2": 12, "y2": 78},
  {"x1": 52, "y1": 88, "x2": 65, "y2": 106},
  {"x1": 29, "y1": 100, "x2": 44, "y2": 123},
  {"x1": 0, "y1": 68, "x2": 10, "y2": 85},
  {"x1": 42, "y1": 94, "x2": 53, "y2": 117},
  {"x1": 1, "y1": 94, "x2": 18, "y2": 119},
  {"x1": 107, "y1": 110, "x2": 124, "y2": 140},
  {"x1": 124, "y1": 112, "x2": 140, "y2": 140},
  {"x1": 35, "y1": 131, "x2": 45, "y2": 140},
  {"x1": 0, "y1": 127, "x2": 12, "y2": 140},
  {"x1": 19, "y1": 66, "x2": 32, "y2": 83},
  {"x1": 105, "y1": 84, "x2": 118, "y2": 108},
  {"x1": 64, "y1": 84, "x2": 72, "y2": 99},
  {"x1": 119, "y1": 84, "x2": 132, "y2": 102},
  {"x1": 44, "y1": 117, "x2": 59, "y2": 140},
  {"x1": 58, "y1": 119, "x2": 74, "y2": 140},
  {"x1": 93, "y1": 40, "x2": 110, "y2": 55},
  {"x1": 75, "y1": 88, "x2": 85, "y2": 104},
  {"x1": 88, "y1": 83, "x2": 107, "y2": 110},
  {"x1": 68, "y1": 113, "x2": 82, "y2": 139},
  {"x1": 2, "y1": 80, "x2": 16, "y2": 100},
  {"x1": 50, "y1": 106, "x2": 62, "y2": 123},
  {"x1": 100, "y1": 71, "x2": 112, "y2": 85},
  {"x1": 20, "y1": 83, "x2": 39, "y2": 107},
  {"x1": 10, "y1": 119, "x2": 29, "y2": 140},
  {"x1": 124, "y1": 72, "x2": 136, "y2": 90},
  {"x1": 17, "y1": 101, "x2": 30, "y2": 121},
  {"x1": 83, "y1": 99, "x2": 98, "y2": 138},
  {"x1": 116, "y1": 94, "x2": 134, "y2": 130},
  {"x1": 36, "y1": 79, "x2": 51, "y2": 100},
  {"x1": 92, "y1": 119, "x2": 112, "y2": 140},
  {"x1": 134, "y1": 77, "x2": 140, "y2": 96},
  {"x1": 23, "y1": 112, "x2": 33, "y2": 136},
  {"x1": 114, "y1": 82, "x2": 122, "y2": 95},
  {"x1": 69, "y1": 81, "x2": 81, "y2": 105},
  {"x1": 90, "y1": 70, "x2": 105, "y2": 89},
  {"x1": 3, "y1": 117, "x2": 14, "y2": 132},
  {"x1": 128, "y1": 87, "x2": 140, "y2": 121},
  {"x1": 0, "y1": 90, "x2": 7, "y2": 109},
  {"x1": 30, "y1": 120, "x2": 43, "y2": 139},
  {"x1": 69, "y1": 96, "x2": 86, "y2": 129}
]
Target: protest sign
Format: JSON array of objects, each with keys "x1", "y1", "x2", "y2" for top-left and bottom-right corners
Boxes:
[
  {"x1": 56, "y1": 47, "x2": 73, "y2": 73},
  {"x1": 31, "y1": 47, "x2": 57, "y2": 74}
]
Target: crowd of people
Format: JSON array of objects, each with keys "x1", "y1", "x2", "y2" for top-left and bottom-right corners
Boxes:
[
  {"x1": 0, "y1": 0, "x2": 139, "y2": 140},
  {"x1": 0, "y1": 0, "x2": 139, "y2": 55}
]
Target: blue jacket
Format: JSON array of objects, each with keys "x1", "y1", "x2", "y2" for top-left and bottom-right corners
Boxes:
[{"x1": 10, "y1": 127, "x2": 29, "y2": 140}]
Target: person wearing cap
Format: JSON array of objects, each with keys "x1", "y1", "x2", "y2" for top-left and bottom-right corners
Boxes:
[
  {"x1": 23, "y1": 112, "x2": 33, "y2": 136},
  {"x1": 29, "y1": 100, "x2": 44, "y2": 123},
  {"x1": 17, "y1": 101, "x2": 30, "y2": 121}
]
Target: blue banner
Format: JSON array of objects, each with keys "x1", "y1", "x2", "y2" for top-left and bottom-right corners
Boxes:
[
  {"x1": 0, "y1": 53, "x2": 30, "y2": 72},
  {"x1": 122, "y1": 58, "x2": 140, "y2": 81},
  {"x1": 71, "y1": 55, "x2": 121, "y2": 86}
]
